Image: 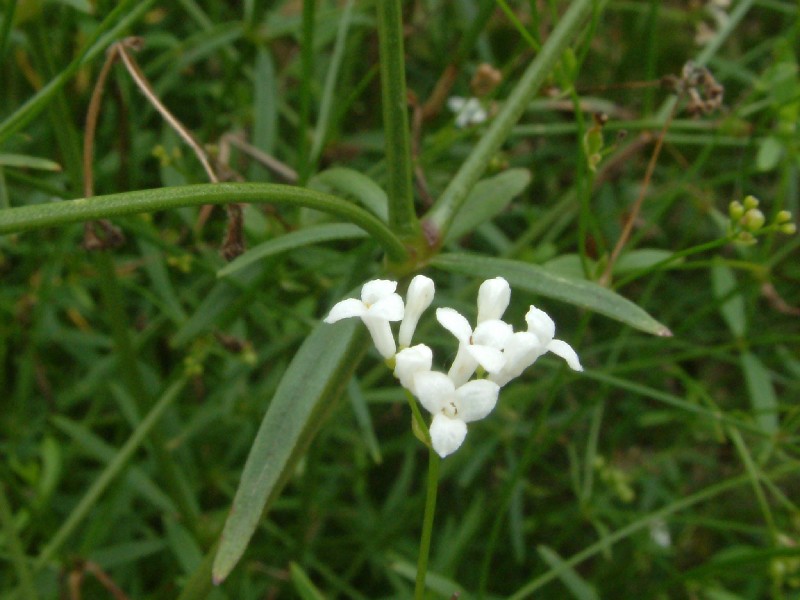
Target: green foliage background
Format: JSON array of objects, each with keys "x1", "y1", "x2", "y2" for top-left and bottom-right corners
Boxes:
[{"x1": 0, "y1": 0, "x2": 799, "y2": 598}]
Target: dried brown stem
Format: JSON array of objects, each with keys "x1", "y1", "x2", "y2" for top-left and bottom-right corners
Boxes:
[{"x1": 598, "y1": 105, "x2": 678, "y2": 286}]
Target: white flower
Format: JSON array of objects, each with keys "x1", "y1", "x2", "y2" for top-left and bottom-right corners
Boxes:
[
  {"x1": 398, "y1": 275, "x2": 435, "y2": 348},
  {"x1": 490, "y1": 305, "x2": 582, "y2": 386},
  {"x1": 436, "y1": 307, "x2": 513, "y2": 386},
  {"x1": 394, "y1": 344, "x2": 433, "y2": 395},
  {"x1": 447, "y1": 96, "x2": 488, "y2": 128},
  {"x1": 324, "y1": 279, "x2": 404, "y2": 358},
  {"x1": 477, "y1": 277, "x2": 511, "y2": 323},
  {"x1": 413, "y1": 371, "x2": 499, "y2": 458}
]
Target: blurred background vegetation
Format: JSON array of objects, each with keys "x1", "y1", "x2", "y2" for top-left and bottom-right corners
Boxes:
[{"x1": 1, "y1": 0, "x2": 799, "y2": 598}]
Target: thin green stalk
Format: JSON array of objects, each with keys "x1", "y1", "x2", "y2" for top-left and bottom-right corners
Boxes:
[
  {"x1": 298, "y1": 0, "x2": 316, "y2": 184},
  {"x1": 414, "y1": 449, "x2": 440, "y2": 600},
  {"x1": 376, "y1": 0, "x2": 419, "y2": 239},
  {"x1": 0, "y1": 483, "x2": 39, "y2": 600},
  {"x1": 0, "y1": 183, "x2": 409, "y2": 262},
  {"x1": 0, "y1": 0, "x2": 17, "y2": 63},
  {"x1": 0, "y1": 0, "x2": 156, "y2": 144},
  {"x1": 176, "y1": 541, "x2": 219, "y2": 600},
  {"x1": 35, "y1": 377, "x2": 187, "y2": 570},
  {"x1": 309, "y1": 0, "x2": 355, "y2": 170},
  {"x1": 95, "y1": 253, "x2": 201, "y2": 527},
  {"x1": 508, "y1": 464, "x2": 798, "y2": 599},
  {"x1": 424, "y1": 0, "x2": 597, "y2": 242},
  {"x1": 728, "y1": 427, "x2": 778, "y2": 538}
]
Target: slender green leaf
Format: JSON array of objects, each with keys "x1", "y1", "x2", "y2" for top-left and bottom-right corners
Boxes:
[
  {"x1": 431, "y1": 253, "x2": 671, "y2": 336},
  {"x1": 389, "y1": 557, "x2": 465, "y2": 597},
  {"x1": 310, "y1": 168, "x2": 389, "y2": 221},
  {"x1": 172, "y1": 268, "x2": 263, "y2": 347},
  {"x1": 614, "y1": 249, "x2": 678, "y2": 274},
  {"x1": 712, "y1": 259, "x2": 747, "y2": 338},
  {"x1": 741, "y1": 352, "x2": 778, "y2": 434},
  {"x1": 310, "y1": 0, "x2": 356, "y2": 169},
  {"x1": 212, "y1": 319, "x2": 366, "y2": 583},
  {"x1": 444, "y1": 169, "x2": 531, "y2": 243},
  {"x1": 290, "y1": 562, "x2": 327, "y2": 600},
  {"x1": 537, "y1": 545, "x2": 599, "y2": 600},
  {"x1": 251, "y1": 48, "x2": 278, "y2": 180},
  {"x1": 217, "y1": 223, "x2": 367, "y2": 278},
  {"x1": 36, "y1": 378, "x2": 187, "y2": 568},
  {"x1": 0, "y1": 153, "x2": 62, "y2": 171}
]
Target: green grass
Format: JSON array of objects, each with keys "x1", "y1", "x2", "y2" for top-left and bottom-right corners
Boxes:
[{"x1": 1, "y1": 1, "x2": 799, "y2": 598}]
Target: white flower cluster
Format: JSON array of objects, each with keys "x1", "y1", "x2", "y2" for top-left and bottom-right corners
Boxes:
[{"x1": 324, "y1": 276, "x2": 582, "y2": 458}]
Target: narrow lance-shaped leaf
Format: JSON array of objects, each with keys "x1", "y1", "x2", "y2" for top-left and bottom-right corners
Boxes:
[
  {"x1": 444, "y1": 169, "x2": 531, "y2": 244},
  {"x1": 431, "y1": 253, "x2": 671, "y2": 337},
  {"x1": 217, "y1": 223, "x2": 367, "y2": 278},
  {"x1": 212, "y1": 319, "x2": 366, "y2": 583}
]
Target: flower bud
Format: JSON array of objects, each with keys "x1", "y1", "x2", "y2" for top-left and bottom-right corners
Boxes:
[
  {"x1": 743, "y1": 194, "x2": 759, "y2": 210},
  {"x1": 742, "y1": 208, "x2": 765, "y2": 231},
  {"x1": 728, "y1": 200, "x2": 744, "y2": 221},
  {"x1": 776, "y1": 210, "x2": 792, "y2": 224},
  {"x1": 780, "y1": 223, "x2": 797, "y2": 235}
]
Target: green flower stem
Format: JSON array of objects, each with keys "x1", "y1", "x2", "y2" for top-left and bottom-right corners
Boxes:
[
  {"x1": 376, "y1": 0, "x2": 420, "y2": 239},
  {"x1": 415, "y1": 448, "x2": 441, "y2": 600},
  {"x1": 0, "y1": 0, "x2": 156, "y2": 145},
  {"x1": 424, "y1": 0, "x2": 597, "y2": 243},
  {"x1": 0, "y1": 183, "x2": 409, "y2": 262}
]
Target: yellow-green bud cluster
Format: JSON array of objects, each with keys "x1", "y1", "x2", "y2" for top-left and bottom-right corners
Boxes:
[{"x1": 727, "y1": 195, "x2": 796, "y2": 244}]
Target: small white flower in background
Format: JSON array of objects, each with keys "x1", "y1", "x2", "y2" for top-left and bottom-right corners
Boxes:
[
  {"x1": 436, "y1": 307, "x2": 513, "y2": 386},
  {"x1": 447, "y1": 96, "x2": 487, "y2": 128},
  {"x1": 649, "y1": 519, "x2": 672, "y2": 549},
  {"x1": 398, "y1": 275, "x2": 435, "y2": 348},
  {"x1": 394, "y1": 344, "x2": 433, "y2": 395},
  {"x1": 413, "y1": 371, "x2": 500, "y2": 458},
  {"x1": 324, "y1": 279, "x2": 404, "y2": 359}
]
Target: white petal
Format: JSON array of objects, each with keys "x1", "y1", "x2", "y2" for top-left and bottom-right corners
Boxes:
[
  {"x1": 472, "y1": 319, "x2": 514, "y2": 349},
  {"x1": 361, "y1": 279, "x2": 397, "y2": 305},
  {"x1": 477, "y1": 277, "x2": 510, "y2": 323},
  {"x1": 436, "y1": 307, "x2": 473, "y2": 342},
  {"x1": 394, "y1": 344, "x2": 433, "y2": 393},
  {"x1": 489, "y1": 332, "x2": 543, "y2": 386},
  {"x1": 405, "y1": 275, "x2": 435, "y2": 313},
  {"x1": 548, "y1": 339, "x2": 583, "y2": 371},
  {"x1": 362, "y1": 315, "x2": 396, "y2": 359},
  {"x1": 429, "y1": 413, "x2": 467, "y2": 458},
  {"x1": 447, "y1": 96, "x2": 466, "y2": 112},
  {"x1": 368, "y1": 293, "x2": 405, "y2": 321},
  {"x1": 324, "y1": 298, "x2": 365, "y2": 323},
  {"x1": 454, "y1": 379, "x2": 499, "y2": 423},
  {"x1": 414, "y1": 371, "x2": 456, "y2": 416},
  {"x1": 447, "y1": 344, "x2": 479, "y2": 387},
  {"x1": 525, "y1": 306, "x2": 555, "y2": 345},
  {"x1": 465, "y1": 344, "x2": 506, "y2": 374},
  {"x1": 398, "y1": 276, "x2": 435, "y2": 347}
]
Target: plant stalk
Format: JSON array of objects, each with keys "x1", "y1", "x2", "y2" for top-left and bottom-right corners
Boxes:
[
  {"x1": 414, "y1": 449, "x2": 440, "y2": 599},
  {"x1": 0, "y1": 183, "x2": 409, "y2": 262},
  {"x1": 424, "y1": 0, "x2": 597, "y2": 243},
  {"x1": 376, "y1": 0, "x2": 420, "y2": 239}
]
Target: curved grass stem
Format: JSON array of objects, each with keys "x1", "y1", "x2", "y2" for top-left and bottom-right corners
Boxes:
[{"x1": 0, "y1": 183, "x2": 409, "y2": 262}]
